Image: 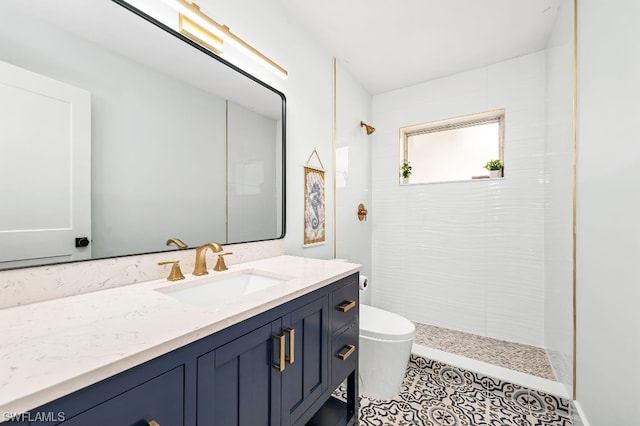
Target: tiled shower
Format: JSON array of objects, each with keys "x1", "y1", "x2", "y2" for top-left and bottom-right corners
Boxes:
[
  {"x1": 371, "y1": 50, "x2": 547, "y2": 347},
  {"x1": 369, "y1": 0, "x2": 574, "y2": 397}
]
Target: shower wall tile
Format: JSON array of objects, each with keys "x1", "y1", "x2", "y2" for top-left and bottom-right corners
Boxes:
[
  {"x1": 488, "y1": 51, "x2": 545, "y2": 84},
  {"x1": 508, "y1": 121, "x2": 546, "y2": 142},
  {"x1": 485, "y1": 264, "x2": 545, "y2": 345},
  {"x1": 489, "y1": 78, "x2": 545, "y2": 114},
  {"x1": 404, "y1": 249, "x2": 487, "y2": 336},
  {"x1": 371, "y1": 51, "x2": 546, "y2": 346},
  {"x1": 372, "y1": 191, "x2": 408, "y2": 223},
  {"x1": 371, "y1": 283, "x2": 407, "y2": 316},
  {"x1": 372, "y1": 234, "x2": 406, "y2": 276},
  {"x1": 406, "y1": 93, "x2": 487, "y2": 127},
  {"x1": 402, "y1": 69, "x2": 488, "y2": 126},
  {"x1": 506, "y1": 136, "x2": 546, "y2": 171},
  {"x1": 485, "y1": 173, "x2": 544, "y2": 346}
]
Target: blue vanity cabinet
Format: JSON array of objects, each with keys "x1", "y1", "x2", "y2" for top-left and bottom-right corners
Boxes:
[
  {"x1": 17, "y1": 354, "x2": 188, "y2": 426},
  {"x1": 330, "y1": 280, "x2": 359, "y2": 388},
  {"x1": 304, "y1": 274, "x2": 359, "y2": 426},
  {"x1": 12, "y1": 273, "x2": 359, "y2": 426},
  {"x1": 55, "y1": 366, "x2": 184, "y2": 426},
  {"x1": 196, "y1": 295, "x2": 330, "y2": 426},
  {"x1": 197, "y1": 319, "x2": 283, "y2": 425},
  {"x1": 281, "y1": 296, "x2": 330, "y2": 425}
]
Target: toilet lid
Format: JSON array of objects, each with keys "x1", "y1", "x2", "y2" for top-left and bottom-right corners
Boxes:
[{"x1": 359, "y1": 304, "x2": 415, "y2": 341}]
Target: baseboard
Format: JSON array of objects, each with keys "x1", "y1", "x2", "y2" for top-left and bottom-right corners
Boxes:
[{"x1": 572, "y1": 400, "x2": 591, "y2": 426}]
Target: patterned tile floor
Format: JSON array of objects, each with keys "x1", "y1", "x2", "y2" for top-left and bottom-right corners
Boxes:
[
  {"x1": 336, "y1": 355, "x2": 582, "y2": 426},
  {"x1": 413, "y1": 322, "x2": 556, "y2": 381}
]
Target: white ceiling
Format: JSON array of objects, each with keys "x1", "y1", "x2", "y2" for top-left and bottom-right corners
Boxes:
[{"x1": 274, "y1": 0, "x2": 561, "y2": 94}]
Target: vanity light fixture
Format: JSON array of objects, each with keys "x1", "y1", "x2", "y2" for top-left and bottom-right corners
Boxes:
[
  {"x1": 179, "y1": 12, "x2": 223, "y2": 54},
  {"x1": 162, "y1": 0, "x2": 288, "y2": 79}
]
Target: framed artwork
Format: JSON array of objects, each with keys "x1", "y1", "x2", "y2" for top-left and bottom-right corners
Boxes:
[{"x1": 304, "y1": 150, "x2": 325, "y2": 246}]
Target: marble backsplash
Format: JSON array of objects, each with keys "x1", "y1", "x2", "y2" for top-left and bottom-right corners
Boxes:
[{"x1": 0, "y1": 239, "x2": 284, "y2": 309}]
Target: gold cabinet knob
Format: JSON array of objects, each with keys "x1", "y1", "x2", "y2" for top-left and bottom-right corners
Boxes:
[
  {"x1": 158, "y1": 260, "x2": 185, "y2": 281},
  {"x1": 147, "y1": 420, "x2": 160, "y2": 426}
]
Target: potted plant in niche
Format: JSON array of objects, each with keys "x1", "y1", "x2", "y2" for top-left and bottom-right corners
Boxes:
[
  {"x1": 401, "y1": 161, "x2": 412, "y2": 184},
  {"x1": 483, "y1": 159, "x2": 503, "y2": 178}
]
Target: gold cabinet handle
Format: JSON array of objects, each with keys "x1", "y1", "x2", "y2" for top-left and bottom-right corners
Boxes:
[
  {"x1": 284, "y1": 328, "x2": 295, "y2": 364},
  {"x1": 336, "y1": 300, "x2": 356, "y2": 313},
  {"x1": 336, "y1": 344, "x2": 356, "y2": 361},
  {"x1": 147, "y1": 420, "x2": 160, "y2": 426},
  {"x1": 273, "y1": 333, "x2": 285, "y2": 372}
]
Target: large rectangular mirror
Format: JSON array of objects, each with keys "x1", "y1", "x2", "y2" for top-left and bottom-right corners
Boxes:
[{"x1": 0, "y1": 0, "x2": 285, "y2": 270}]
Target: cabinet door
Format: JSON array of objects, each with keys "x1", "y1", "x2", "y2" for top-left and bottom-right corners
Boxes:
[
  {"x1": 57, "y1": 366, "x2": 184, "y2": 426},
  {"x1": 197, "y1": 320, "x2": 282, "y2": 426},
  {"x1": 281, "y1": 296, "x2": 329, "y2": 425}
]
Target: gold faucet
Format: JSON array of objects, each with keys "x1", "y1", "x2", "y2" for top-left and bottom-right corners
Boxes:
[
  {"x1": 166, "y1": 238, "x2": 188, "y2": 250},
  {"x1": 193, "y1": 242, "x2": 224, "y2": 276}
]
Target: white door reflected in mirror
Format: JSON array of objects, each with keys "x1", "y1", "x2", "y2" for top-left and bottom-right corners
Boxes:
[{"x1": 0, "y1": 60, "x2": 91, "y2": 269}]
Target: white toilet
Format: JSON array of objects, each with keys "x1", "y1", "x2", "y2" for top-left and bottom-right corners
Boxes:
[
  {"x1": 331, "y1": 259, "x2": 415, "y2": 400},
  {"x1": 358, "y1": 303, "x2": 415, "y2": 400}
]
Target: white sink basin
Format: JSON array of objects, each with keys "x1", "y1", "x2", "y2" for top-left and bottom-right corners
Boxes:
[{"x1": 157, "y1": 270, "x2": 292, "y2": 307}]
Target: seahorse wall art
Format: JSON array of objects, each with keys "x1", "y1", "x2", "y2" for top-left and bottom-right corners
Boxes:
[{"x1": 304, "y1": 166, "x2": 325, "y2": 245}]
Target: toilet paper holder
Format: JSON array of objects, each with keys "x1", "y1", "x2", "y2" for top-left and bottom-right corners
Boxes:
[{"x1": 359, "y1": 275, "x2": 368, "y2": 291}]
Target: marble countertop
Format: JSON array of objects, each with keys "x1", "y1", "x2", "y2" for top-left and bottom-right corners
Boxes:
[{"x1": 0, "y1": 255, "x2": 361, "y2": 416}]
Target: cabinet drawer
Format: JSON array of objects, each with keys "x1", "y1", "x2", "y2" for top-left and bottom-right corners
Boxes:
[
  {"x1": 332, "y1": 279, "x2": 358, "y2": 333},
  {"x1": 60, "y1": 366, "x2": 184, "y2": 426},
  {"x1": 331, "y1": 323, "x2": 358, "y2": 385}
]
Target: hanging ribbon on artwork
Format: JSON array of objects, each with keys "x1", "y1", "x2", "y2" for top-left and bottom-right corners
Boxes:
[{"x1": 303, "y1": 149, "x2": 325, "y2": 246}]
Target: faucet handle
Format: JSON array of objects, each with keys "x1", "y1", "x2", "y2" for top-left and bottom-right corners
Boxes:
[
  {"x1": 158, "y1": 260, "x2": 186, "y2": 281},
  {"x1": 213, "y1": 252, "x2": 234, "y2": 272}
]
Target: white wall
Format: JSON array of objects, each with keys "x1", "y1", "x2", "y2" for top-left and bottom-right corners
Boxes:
[
  {"x1": 198, "y1": 0, "x2": 335, "y2": 259},
  {"x1": 335, "y1": 62, "x2": 373, "y2": 303},
  {"x1": 544, "y1": 0, "x2": 574, "y2": 396},
  {"x1": 576, "y1": 0, "x2": 640, "y2": 424},
  {"x1": 372, "y1": 52, "x2": 546, "y2": 346}
]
